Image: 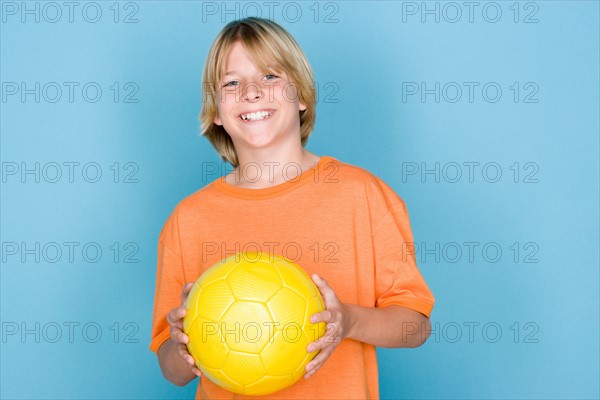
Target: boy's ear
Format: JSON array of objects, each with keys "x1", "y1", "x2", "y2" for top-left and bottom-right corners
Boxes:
[
  {"x1": 213, "y1": 113, "x2": 223, "y2": 126},
  {"x1": 299, "y1": 101, "x2": 307, "y2": 112}
]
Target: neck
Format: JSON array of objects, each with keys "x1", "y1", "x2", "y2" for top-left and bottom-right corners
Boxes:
[{"x1": 229, "y1": 146, "x2": 320, "y2": 189}]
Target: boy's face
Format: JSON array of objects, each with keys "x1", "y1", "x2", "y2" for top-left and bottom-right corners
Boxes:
[{"x1": 213, "y1": 41, "x2": 307, "y2": 151}]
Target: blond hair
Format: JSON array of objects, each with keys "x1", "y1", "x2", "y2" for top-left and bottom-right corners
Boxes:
[{"x1": 199, "y1": 17, "x2": 316, "y2": 167}]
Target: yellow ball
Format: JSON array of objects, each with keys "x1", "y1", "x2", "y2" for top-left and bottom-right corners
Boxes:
[{"x1": 183, "y1": 252, "x2": 327, "y2": 396}]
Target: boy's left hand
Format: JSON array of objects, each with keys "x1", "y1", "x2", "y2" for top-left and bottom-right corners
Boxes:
[{"x1": 304, "y1": 274, "x2": 354, "y2": 379}]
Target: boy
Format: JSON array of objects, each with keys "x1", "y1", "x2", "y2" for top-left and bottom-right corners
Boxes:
[{"x1": 150, "y1": 17, "x2": 435, "y2": 399}]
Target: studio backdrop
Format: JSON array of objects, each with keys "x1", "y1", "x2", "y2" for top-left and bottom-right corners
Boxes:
[{"x1": 1, "y1": 1, "x2": 599, "y2": 399}]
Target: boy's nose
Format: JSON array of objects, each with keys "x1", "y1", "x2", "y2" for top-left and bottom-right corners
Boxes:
[{"x1": 243, "y1": 82, "x2": 263, "y2": 102}]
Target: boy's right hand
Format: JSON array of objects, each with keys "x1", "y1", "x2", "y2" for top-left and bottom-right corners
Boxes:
[{"x1": 166, "y1": 282, "x2": 202, "y2": 377}]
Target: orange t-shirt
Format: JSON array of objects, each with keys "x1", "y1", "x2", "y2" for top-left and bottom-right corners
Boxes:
[{"x1": 150, "y1": 155, "x2": 435, "y2": 399}]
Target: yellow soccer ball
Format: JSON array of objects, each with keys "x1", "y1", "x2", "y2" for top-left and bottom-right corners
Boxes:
[{"x1": 183, "y1": 252, "x2": 326, "y2": 396}]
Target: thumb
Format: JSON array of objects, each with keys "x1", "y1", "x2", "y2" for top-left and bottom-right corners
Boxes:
[{"x1": 312, "y1": 274, "x2": 339, "y2": 307}]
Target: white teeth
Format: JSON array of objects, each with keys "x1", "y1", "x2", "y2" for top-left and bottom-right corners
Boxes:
[{"x1": 241, "y1": 111, "x2": 272, "y2": 121}]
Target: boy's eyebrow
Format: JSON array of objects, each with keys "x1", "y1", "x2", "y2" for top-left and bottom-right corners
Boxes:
[{"x1": 224, "y1": 66, "x2": 280, "y2": 77}]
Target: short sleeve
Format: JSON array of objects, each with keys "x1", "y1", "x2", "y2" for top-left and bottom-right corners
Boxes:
[
  {"x1": 372, "y1": 191, "x2": 435, "y2": 318},
  {"x1": 149, "y1": 209, "x2": 186, "y2": 353}
]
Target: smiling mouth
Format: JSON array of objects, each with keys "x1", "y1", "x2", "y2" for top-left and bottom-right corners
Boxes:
[{"x1": 239, "y1": 110, "x2": 274, "y2": 121}]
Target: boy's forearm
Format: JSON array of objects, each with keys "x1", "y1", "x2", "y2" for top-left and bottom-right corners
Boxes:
[
  {"x1": 345, "y1": 304, "x2": 431, "y2": 348},
  {"x1": 157, "y1": 339, "x2": 197, "y2": 386}
]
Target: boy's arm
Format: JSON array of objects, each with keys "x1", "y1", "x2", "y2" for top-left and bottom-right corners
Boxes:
[
  {"x1": 304, "y1": 274, "x2": 431, "y2": 379},
  {"x1": 343, "y1": 303, "x2": 430, "y2": 347}
]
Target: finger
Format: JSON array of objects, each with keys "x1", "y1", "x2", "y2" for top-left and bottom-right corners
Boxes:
[
  {"x1": 178, "y1": 330, "x2": 189, "y2": 344},
  {"x1": 306, "y1": 345, "x2": 333, "y2": 371},
  {"x1": 169, "y1": 319, "x2": 183, "y2": 332},
  {"x1": 191, "y1": 367, "x2": 202, "y2": 377},
  {"x1": 304, "y1": 348, "x2": 332, "y2": 379},
  {"x1": 309, "y1": 309, "x2": 333, "y2": 324},
  {"x1": 307, "y1": 326, "x2": 339, "y2": 352},
  {"x1": 169, "y1": 325, "x2": 179, "y2": 340},
  {"x1": 306, "y1": 318, "x2": 340, "y2": 351},
  {"x1": 311, "y1": 274, "x2": 327, "y2": 288},
  {"x1": 177, "y1": 342, "x2": 195, "y2": 365},
  {"x1": 170, "y1": 326, "x2": 189, "y2": 344},
  {"x1": 306, "y1": 334, "x2": 326, "y2": 353},
  {"x1": 305, "y1": 360, "x2": 323, "y2": 380},
  {"x1": 167, "y1": 307, "x2": 186, "y2": 329},
  {"x1": 181, "y1": 282, "x2": 194, "y2": 304},
  {"x1": 306, "y1": 338, "x2": 327, "y2": 353},
  {"x1": 175, "y1": 305, "x2": 187, "y2": 321},
  {"x1": 166, "y1": 308, "x2": 179, "y2": 325}
]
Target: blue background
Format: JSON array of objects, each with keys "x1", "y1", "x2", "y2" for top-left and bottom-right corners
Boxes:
[{"x1": 1, "y1": 1, "x2": 598, "y2": 399}]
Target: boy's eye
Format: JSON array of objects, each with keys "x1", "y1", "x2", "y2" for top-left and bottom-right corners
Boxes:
[
  {"x1": 263, "y1": 74, "x2": 279, "y2": 81},
  {"x1": 223, "y1": 80, "x2": 240, "y2": 88}
]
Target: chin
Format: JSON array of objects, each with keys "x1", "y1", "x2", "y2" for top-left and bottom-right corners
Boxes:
[{"x1": 242, "y1": 134, "x2": 278, "y2": 149}]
